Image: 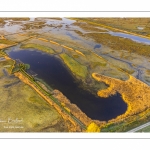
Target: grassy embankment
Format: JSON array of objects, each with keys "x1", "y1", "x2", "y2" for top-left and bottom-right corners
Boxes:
[
  {"x1": 4, "y1": 50, "x2": 87, "y2": 131},
  {"x1": 0, "y1": 51, "x2": 81, "y2": 131},
  {"x1": 2, "y1": 51, "x2": 87, "y2": 131},
  {"x1": 14, "y1": 71, "x2": 84, "y2": 132},
  {"x1": 0, "y1": 54, "x2": 69, "y2": 132},
  {"x1": 73, "y1": 19, "x2": 150, "y2": 58}
]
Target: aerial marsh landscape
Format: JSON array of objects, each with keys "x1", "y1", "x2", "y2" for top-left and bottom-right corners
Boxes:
[{"x1": 0, "y1": 17, "x2": 150, "y2": 132}]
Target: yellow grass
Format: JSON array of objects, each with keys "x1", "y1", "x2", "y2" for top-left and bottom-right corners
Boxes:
[
  {"x1": 75, "y1": 50, "x2": 85, "y2": 57},
  {"x1": 61, "y1": 45, "x2": 74, "y2": 51},
  {"x1": 50, "y1": 40, "x2": 60, "y2": 45},
  {"x1": 92, "y1": 73, "x2": 150, "y2": 121},
  {"x1": 64, "y1": 107, "x2": 71, "y2": 113},
  {"x1": 38, "y1": 38, "x2": 49, "y2": 42},
  {"x1": 53, "y1": 90, "x2": 93, "y2": 128}
]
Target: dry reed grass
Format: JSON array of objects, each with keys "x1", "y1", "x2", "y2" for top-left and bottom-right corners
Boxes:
[
  {"x1": 75, "y1": 50, "x2": 85, "y2": 57},
  {"x1": 92, "y1": 73, "x2": 150, "y2": 122}
]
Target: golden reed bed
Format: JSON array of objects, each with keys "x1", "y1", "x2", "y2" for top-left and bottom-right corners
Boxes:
[{"x1": 92, "y1": 73, "x2": 150, "y2": 122}]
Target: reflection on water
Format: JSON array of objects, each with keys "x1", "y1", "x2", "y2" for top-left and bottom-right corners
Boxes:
[{"x1": 7, "y1": 48, "x2": 127, "y2": 121}]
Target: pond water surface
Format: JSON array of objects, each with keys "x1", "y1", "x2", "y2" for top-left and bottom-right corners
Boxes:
[{"x1": 7, "y1": 48, "x2": 127, "y2": 121}]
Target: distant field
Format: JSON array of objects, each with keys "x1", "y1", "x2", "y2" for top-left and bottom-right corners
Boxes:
[
  {"x1": 73, "y1": 19, "x2": 150, "y2": 58},
  {"x1": 75, "y1": 18, "x2": 150, "y2": 36}
]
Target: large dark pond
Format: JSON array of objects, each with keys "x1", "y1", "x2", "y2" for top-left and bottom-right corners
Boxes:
[{"x1": 7, "y1": 48, "x2": 127, "y2": 121}]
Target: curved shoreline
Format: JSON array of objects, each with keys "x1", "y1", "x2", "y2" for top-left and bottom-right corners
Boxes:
[{"x1": 92, "y1": 73, "x2": 150, "y2": 123}]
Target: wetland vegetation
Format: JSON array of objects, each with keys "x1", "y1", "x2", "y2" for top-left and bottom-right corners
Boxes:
[{"x1": 0, "y1": 17, "x2": 150, "y2": 132}]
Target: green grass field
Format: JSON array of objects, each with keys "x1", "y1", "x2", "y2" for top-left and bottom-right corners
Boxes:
[
  {"x1": 60, "y1": 53, "x2": 88, "y2": 79},
  {"x1": 0, "y1": 56, "x2": 68, "y2": 132}
]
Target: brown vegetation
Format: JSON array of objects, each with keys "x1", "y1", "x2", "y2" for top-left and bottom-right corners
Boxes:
[{"x1": 52, "y1": 90, "x2": 92, "y2": 127}]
